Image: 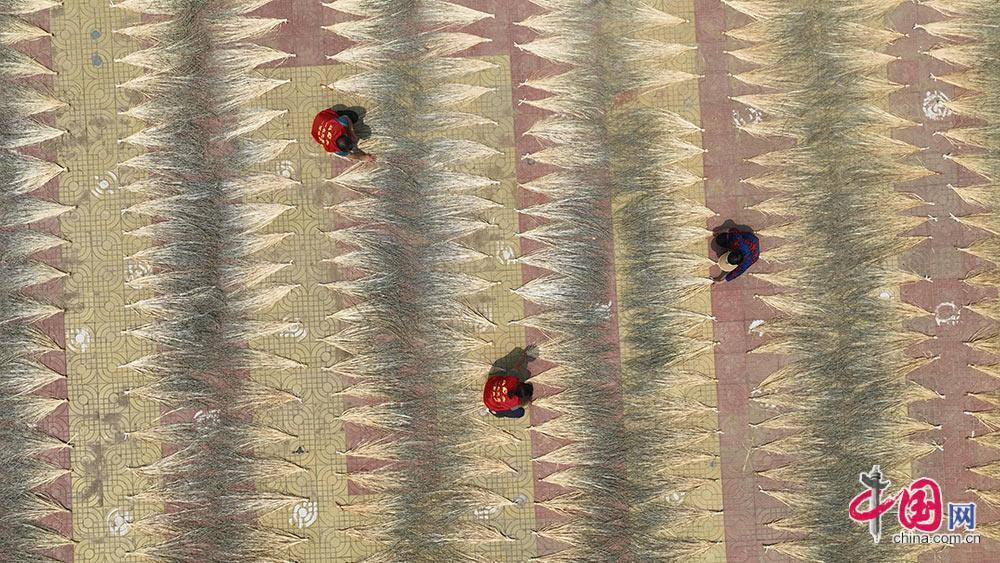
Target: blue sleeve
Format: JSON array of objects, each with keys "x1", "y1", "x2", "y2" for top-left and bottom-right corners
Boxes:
[
  {"x1": 746, "y1": 234, "x2": 760, "y2": 260},
  {"x1": 337, "y1": 116, "x2": 351, "y2": 126},
  {"x1": 334, "y1": 150, "x2": 349, "y2": 157},
  {"x1": 725, "y1": 239, "x2": 755, "y2": 281}
]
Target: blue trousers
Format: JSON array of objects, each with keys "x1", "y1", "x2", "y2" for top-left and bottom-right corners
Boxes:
[{"x1": 491, "y1": 407, "x2": 525, "y2": 418}]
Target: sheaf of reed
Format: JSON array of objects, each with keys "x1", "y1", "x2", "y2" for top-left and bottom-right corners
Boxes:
[
  {"x1": 114, "y1": 0, "x2": 303, "y2": 560},
  {"x1": 516, "y1": 4, "x2": 626, "y2": 559},
  {"x1": 612, "y1": 104, "x2": 721, "y2": 558},
  {"x1": 725, "y1": 1, "x2": 937, "y2": 560},
  {"x1": 922, "y1": 0, "x2": 1000, "y2": 534},
  {"x1": 0, "y1": 2, "x2": 72, "y2": 559},
  {"x1": 516, "y1": 1, "x2": 715, "y2": 560},
  {"x1": 323, "y1": 1, "x2": 506, "y2": 560}
]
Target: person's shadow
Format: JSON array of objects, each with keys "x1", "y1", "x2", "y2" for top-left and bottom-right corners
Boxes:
[
  {"x1": 711, "y1": 219, "x2": 755, "y2": 257},
  {"x1": 329, "y1": 103, "x2": 372, "y2": 139},
  {"x1": 489, "y1": 345, "x2": 538, "y2": 383}
]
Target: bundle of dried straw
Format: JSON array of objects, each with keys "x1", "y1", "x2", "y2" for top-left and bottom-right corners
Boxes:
[
  {"x1": 115, "y1": 0, "x2": 304, "y2": 559},
  {"x1": 0, "y1": 0, "x2": 72, "y2": 558},
  {"x1": 324, "y1": 0, "x2": 509, "y2": 559},
  {"x1": 726, "y1": 0, "x2": 937, "y2": 559},
  {"x1": 517, "y1": 0, "x2": 719, "y2": 559}
]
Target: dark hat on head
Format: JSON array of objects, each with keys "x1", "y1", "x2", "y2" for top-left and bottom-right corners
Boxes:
[{"x1": 336, "y1": 135, "x2": 356, "y2": 152}]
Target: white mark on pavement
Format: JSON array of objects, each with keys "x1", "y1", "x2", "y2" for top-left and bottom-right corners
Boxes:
[
  {"x1": 923, "y1": 90, "x2": 952, "y2": 121},
  {"x1": 934, "y1": 302, "x2": 961, "y2": 326}
]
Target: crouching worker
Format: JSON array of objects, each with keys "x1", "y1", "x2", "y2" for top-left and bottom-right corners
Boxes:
[
  {"x1": 714, "y1": 228, "x2": 759, "y2": 282},
  {"x1": 311, "y1": 108, "x2": 375, "y2": 162},
  {"x1": 483, "y1": 375, "x2": 533, "y2": 419}
]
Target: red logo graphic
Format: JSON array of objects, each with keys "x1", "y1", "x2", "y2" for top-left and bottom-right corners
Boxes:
[
  {"x1": 897, "y1": 478, "x2": 943, "y2": 533},
  {"x1": 849, "y1": 466, "x2": 943, "y2": 542}
]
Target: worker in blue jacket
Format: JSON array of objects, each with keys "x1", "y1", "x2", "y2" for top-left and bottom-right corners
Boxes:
[{"x1": 714, "y1": 228, "x2": 759, "y2": 282}]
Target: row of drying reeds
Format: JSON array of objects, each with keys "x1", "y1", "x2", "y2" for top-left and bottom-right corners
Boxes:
[
  {"x1": 0, "y1": 1, "x2": 72, "y2": 559},
  {"x1": 516, "y1": 0, "x2": 716, "y2": 559},
  {"x1": 323, "y1": 0, "x2": 507, "y2": 559},
  {"x1": 114, "y1": 0, "x2": 304, "y2": 559},
  {"x1": 725, "y1": 0, "x2": 936, "y2": 559},
  {"x1": 922, "y1": 0, "x2": 1000, "y2": 539},
  {"x1": 609, "y1": 87, "x2": 721, "y2": 560}
]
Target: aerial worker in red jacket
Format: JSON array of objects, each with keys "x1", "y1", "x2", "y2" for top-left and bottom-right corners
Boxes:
[
  {"x1": 714, "y1": 228, "x2": 759, "y2": 282},
  {"x1": 311, "y1": 107, "x2": 375, "y2": 162},
  {"x1": 483, "y1": 375, "x2": 533, "y2": 418}
]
